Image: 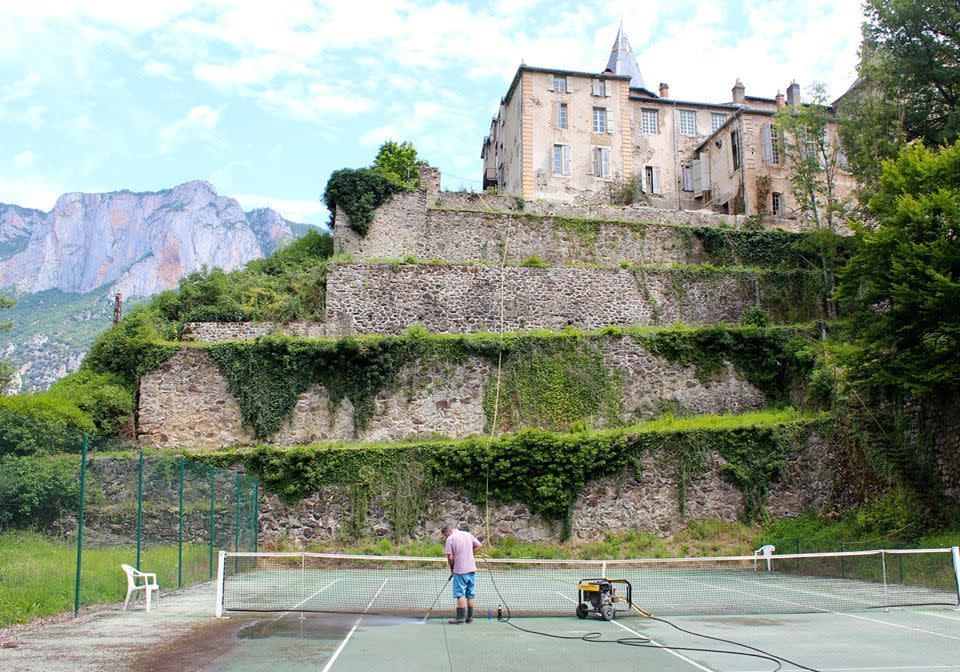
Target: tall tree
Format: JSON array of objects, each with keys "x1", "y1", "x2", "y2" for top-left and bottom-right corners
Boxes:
[
  {"x1": 776, "y1": 83, "x2": 850, "y2": 317},
  {"x1": 862, "y1": 0, "x2": 960, "y2": 148},
  {"x1": 837, "y1": 141, "x2": 960, "y2": 396},
  {"x1": 371, "y1": 140, "x2": 423, "y2": 188}
]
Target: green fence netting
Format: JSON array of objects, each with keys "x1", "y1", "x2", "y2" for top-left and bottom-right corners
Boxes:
[{"x1": 0, "y1": 435, "x2": 258, "y2": 621}]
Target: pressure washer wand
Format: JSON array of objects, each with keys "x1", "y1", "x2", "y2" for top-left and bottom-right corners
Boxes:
[{"x1": 421, "y1": 573, "x2": 454, "y2": 623}]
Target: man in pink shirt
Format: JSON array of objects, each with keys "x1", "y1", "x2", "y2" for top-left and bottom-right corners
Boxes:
[{"x1": 442, "y1": 524, "x2": 482, "y2": 624}]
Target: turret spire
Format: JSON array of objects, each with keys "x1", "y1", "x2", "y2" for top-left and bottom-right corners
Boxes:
[{"x1": 605, "y1": 24, "x2": 645, "y2": 89}]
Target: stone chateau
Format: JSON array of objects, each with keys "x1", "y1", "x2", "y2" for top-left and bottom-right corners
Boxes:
[{"x1": 480, "y1": 25, "x2": 856, "y2": 219}]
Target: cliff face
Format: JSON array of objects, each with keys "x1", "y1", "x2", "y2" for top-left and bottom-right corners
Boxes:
[{"x1": 0, "y1": 181, "x2": 312, "y2": 391}]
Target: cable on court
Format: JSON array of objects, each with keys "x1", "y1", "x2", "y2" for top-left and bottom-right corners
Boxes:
[{"x1": 480, "y1": 556, "x2": 821, "y2": 672}]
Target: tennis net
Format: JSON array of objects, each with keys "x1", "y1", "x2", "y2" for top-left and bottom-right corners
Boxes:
[{"x1": 216, "y1": 547, "x2": 960, "y2": 618}]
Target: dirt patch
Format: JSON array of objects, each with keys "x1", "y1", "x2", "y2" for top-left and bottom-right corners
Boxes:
[{"x1": 128, "y1": 618, "x2": 253, "y2": 672}]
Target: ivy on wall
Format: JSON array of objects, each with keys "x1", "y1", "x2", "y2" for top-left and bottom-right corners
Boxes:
[
  {"x1": 204, "y1": 325, "x2": 815, "y2": 441},
  {"x1": 199, "y1": 410, "x2": 823, "y2": 536}
]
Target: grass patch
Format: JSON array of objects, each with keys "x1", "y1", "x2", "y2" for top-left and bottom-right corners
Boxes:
[{"x1": 0, "y1": 531, "x2": 212, "y2": 627}]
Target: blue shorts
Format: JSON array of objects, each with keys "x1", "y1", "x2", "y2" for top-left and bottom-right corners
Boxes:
[{"x1": 452, "y1": 572, "x2": 476, "y2": 599}]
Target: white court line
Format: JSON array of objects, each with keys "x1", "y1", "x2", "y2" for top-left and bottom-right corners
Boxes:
[
  {"x1": 321, "y1": 579, "x2": 389, "y2": 672},
  {"x1": 728, "y1": 666, "x2": 960, "y2": 672},
  {"x1": 672, "y1": 576, "x2": 960, "y2": 641},
  {"x1": 554, "y1": 591, "x2": 714, "y2": 672},
  {"x1": 279, "y1": 579, "x2": 340, "y2": 618},
  {"x1": 908, "y1": 609, "x2": 960, "y2": 622}
]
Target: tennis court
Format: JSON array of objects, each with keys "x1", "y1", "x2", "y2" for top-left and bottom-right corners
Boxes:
[{"x1": 3, "y1": 548, "x2": 959, "y2": 672}]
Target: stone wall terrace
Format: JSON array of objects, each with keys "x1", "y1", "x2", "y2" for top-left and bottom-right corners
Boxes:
[
  {"x1": 324, "y1": 263, "x2": 818, "y2": 336},
  {"x1": 258, "y1": 433, "x2": 838, "y2": 545},
  {"x1": 138, "y1": 343, "x2": 767, "y2": 448}
]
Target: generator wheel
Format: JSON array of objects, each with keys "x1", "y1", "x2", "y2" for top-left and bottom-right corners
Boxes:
[
  {"x1": 600, "y1": 605, "x2": 615, "y2": 621},
  {"x1": 575, "y1": 603, "x2": 589, "y2": 619}
]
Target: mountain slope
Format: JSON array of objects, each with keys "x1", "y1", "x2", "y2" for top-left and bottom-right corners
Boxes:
[{"x1": 0, "y1": 181, "x2": 315, "y2": 391}]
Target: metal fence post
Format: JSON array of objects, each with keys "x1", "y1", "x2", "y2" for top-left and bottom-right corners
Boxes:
[
  {"x1": 234, "y1": 474, "x2": 240, "y2": 554},
  {"x1": 252, "y1": 480, "x2": 259, "y2": 554},
  {"x1": 209, "y1": 469, "x2": 216, "y2": 581},
  {"x1": 136, "y1": 449, "x2": 144, "y2": 571},
  {"x1": 178, "y1": 460, "x2": 184, "y2": 591},
  {"x1": 73, "y1": 434, "x2": 88, "y2": 617}
]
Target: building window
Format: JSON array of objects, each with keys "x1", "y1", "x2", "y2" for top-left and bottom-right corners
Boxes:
[
  {"x1": 557, "y1": 103, "x2": 568, "y2": 129},
  {"x1": 554, "y1": 75, "x2": 568, "y2": 93},
  {"x1": 641, "y1": 109, "x2": 658, "y2": 135},
  {"x1": 593, "y1": 107, "x2": 607, "y2": 133},
  {"x1": 592, "y1": 78, "x2": 607, "y2": 97},
  {"x1": 592, "y1": 147, "x2": 610, "y2": 179},
  {"x1": 770, "y1": 127, "x2": 781, "y2": 164},
  {"x1": 772, "y1": 192, "x2": 783, "y2": 216},
  {"x1": 731, "y1": 128, "x2": 741, "y2": 170},
  {"x1": 682, "y1": 165, "x2": 693, "y2": 191},
  {"x1": 644, "y1": 166, "x2": 661, "y2": 195},
  {"x1": 679, "y1": 110, "x2": 698, "y2": 136},
  {"x1": 711, "y1": 112, "x2": 727, "y2": 132},
  {"x1": 552, "y1": 144, "x2": 571, "y2": 176}
]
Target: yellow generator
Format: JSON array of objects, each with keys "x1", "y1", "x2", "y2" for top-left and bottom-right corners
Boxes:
[{"x1": 575, "y1": 578, "x2": 634, "y2": 621}]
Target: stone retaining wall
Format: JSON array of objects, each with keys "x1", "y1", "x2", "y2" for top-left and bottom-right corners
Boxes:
[
  {"x1": 324, "y1": 263, "x2": 817, "y2": 336},
  {"x1": 180, "y1": 321, "x2": 329, "y2": 342},
  {"x1": 257, "y1": 433, "x2": 838, "y2": 545},
  {"x1": 137, "y1": 343, "x2": 766, "y2": 448}
]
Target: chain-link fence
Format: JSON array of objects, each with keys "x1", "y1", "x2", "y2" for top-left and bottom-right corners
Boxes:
[{"x1": 0, "y1": 435, "x2": 258, "y2": 625}]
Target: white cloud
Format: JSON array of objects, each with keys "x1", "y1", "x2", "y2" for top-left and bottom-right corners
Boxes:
[
  {"x1": 14, "y1": 151, "x2": 35, "y2": 170},
  {"x1": 0, "y1": 176, "x2": 64, "y2": 211},
  {"x1": 159, "y1": 105, "x2": 222, "y2": 154},
  {"x1": 233, "y1": 192, "x2": 328, "y2": 225},
  {"x1": 144, "y1": 60, "x2": 179, "y2": 81},
  {"x1": 359, "y1": 125, "x2": 401, "y2": 147}
]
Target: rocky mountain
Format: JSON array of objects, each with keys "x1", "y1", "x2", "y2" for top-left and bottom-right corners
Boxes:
[{"x1": 0, "y1": 181, "x2": 314, "y2": 391}]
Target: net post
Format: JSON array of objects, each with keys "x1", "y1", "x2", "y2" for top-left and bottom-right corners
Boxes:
[
  {"x1": 839, "y1": 542, "x2": 846, "y2": 579},
  {"x1": 881, "y1": 551, "x2": 887, "y2": 593},
  {"x1": 215, "y1": 550, "x2": 226, "y2": 618},
  {"x1": 178, "y1": 459, "x2": 184, "y2": 591},
  {"x1": 73, "y1": 434, "x2": 88, "y2": 617},
  {"x1": 136, "y1": 449, "x2": 144, "y2": 571},
  {"x1": 951, "y1": 546, "x2": 960, "y2": 610},
  {"x1": 601, "y1": 561, "x2": 607, "y2": 578}
]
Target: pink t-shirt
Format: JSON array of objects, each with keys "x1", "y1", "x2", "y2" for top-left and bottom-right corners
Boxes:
[{"x1": 444, "y1": 530, "x2": 481, "y2": 574}]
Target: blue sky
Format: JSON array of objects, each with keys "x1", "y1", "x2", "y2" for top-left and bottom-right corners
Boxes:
[{"x1": 1, "y1": 0, "x2": 865, "y2": 225}]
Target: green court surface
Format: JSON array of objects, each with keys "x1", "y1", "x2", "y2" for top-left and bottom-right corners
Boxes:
[{"x1": 204, "y1": 607, "x2": 960, "y2": 672}]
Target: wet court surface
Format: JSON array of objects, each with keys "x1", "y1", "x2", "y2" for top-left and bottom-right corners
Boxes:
[{"x1": 3, "y1": 584, "x2": 959, "y2": 671}]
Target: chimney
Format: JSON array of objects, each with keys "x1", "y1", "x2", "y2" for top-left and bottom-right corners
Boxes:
[
  {"x1": 659, "y1": 82, "x2": 670, "y2": 98},
  {"x1": 732, "y1": 79, "x2": 745, "y2": 105},
  {"x1": 787, "y1": 81, "x2": 801, "y2": 108},
  {"x1": 775, "y1": 90, "x2": 785, "y2": 110}
]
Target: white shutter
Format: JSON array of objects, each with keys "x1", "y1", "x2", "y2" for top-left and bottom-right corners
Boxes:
[
  {"x1": 602, "y1": 148, "x2": 610, "y2": 178},
  {"x1": 547, "y1": 75, "x2": 554, "y2": 92},
  {"x1": 562, "y1": 145, "x2": 571, "y2": 175},
  {"x1": 553, "y1": 102, "x2": 560, "y2": 127},
  {"x1": 606, "y1": 107, "x2": 614, "y2": 133},
  {"x1": 652, "y1": 167, "x2": 661, "y2": 195},
  {"x1": 699, "y1": 151, "x2": 711, "y2": 189},
  {"x1": 640, "y1": 167, "x2": 647, "y2": 193},
  {"x1": 692, "y1": 160, "x2": 702, "y2": 196},
  {"x1": 592, "y1": 79, "x2": 600, "y2": 96},
  {"x1": 761, "y1": 122, "x2": 774, "y2": 164}
]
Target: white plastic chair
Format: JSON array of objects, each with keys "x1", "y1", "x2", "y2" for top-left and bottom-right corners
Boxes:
[
  {"x1": 121, "y1": 564, "x2": 160, "y2": 611},
  {"x1": 754, "y1": 544, "x2": 776, "y2": 572}
]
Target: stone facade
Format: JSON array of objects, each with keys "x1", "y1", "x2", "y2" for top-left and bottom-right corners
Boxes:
[
  {"x1": 257, "y1": 433, "x2": 838, "y2": 546},
  {"x1": 324, "y1": 263, "x2": 810, "y2": 336},
  {"x1": 137, "y1": 339, "x2": 765, "y2": 448}
]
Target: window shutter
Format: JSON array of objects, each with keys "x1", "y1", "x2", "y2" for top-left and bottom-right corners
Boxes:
[
  {"x1": 602, "y1": 148, "x2": 610, "y2": 178},
  {"x1": 761, "y1": 122, "x2": 773, "y2": 164},
  {"x1": 652, "y1": 167, "x2": 661, "y2": 195},
  {"x1": 547, "y1": 75, "x2": 554, "y2": 92},
  {"x1": 592, "y1": 79, "x2": 600, "y2": 96},
  {"x1": 562, "y1": 145, "x2": 571, "y2": 175},
  {"x1": 640, "y1": 167, "x2": 647, "y2": 193},
  {"x1": 699, "y1": 151, "x2": 711, "y2": 190},
  {"x1": 553, "y1": 102, "x2": 560, "y2": 127},
  {"x1": 692, "y1": 160, "x2": 702, "y2": 196},
  {"x1": 607, "y1": 107, "x2": 614, "y2": 133}
]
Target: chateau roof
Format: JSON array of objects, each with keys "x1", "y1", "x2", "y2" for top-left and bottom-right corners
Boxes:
[{"x1": 605, "y1": 24, "x2": 645, "y2": 89}]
